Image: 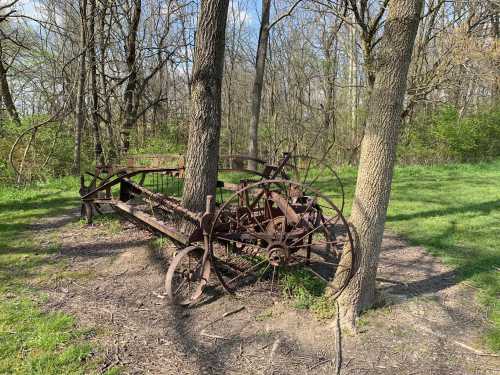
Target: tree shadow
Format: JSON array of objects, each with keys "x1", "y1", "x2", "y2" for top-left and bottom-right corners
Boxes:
[{"x1": 387, "y1": 199, "x2": 500, "y2": 222}]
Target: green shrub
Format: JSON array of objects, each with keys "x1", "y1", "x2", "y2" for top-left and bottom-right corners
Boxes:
[{"x1": 399, "y1": 103, "x2": 500, "y2": 164}]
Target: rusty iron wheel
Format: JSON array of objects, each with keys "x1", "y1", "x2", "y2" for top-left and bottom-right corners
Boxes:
[
  {"x1": 165, "y1": 246, "x2": 211, "y2": 306},
  {"x1": 208, "y1": 179, "x2": 354, "y2": 295}
]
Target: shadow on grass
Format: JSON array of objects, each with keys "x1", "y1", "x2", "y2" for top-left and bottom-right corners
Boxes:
[{"x1": 387, "y1": 199, "x2": 500, "y2": 222}]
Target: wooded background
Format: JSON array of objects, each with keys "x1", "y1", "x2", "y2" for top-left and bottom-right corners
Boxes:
[{"x1": 0, "y1": 0, "x2": 498, "y2": 184}]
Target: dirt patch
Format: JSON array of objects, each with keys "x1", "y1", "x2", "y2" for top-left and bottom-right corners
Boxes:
[{"x1": 34, "y1": 211, "x2": 499, "y2": 374}]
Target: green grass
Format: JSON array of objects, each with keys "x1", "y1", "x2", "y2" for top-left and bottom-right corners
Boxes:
[
  {"x1": 386, "y1": 161, "x2": 500, "y2": 351},
  {"x1": 0, "y1": 178, "x2": 116, "y2": 373},
  {"x1": 339, "y1": 160, "x2": 500, "y2": 351},
  {"x1": 281, "y1": 159, "x2": 500, "y2": 351}
]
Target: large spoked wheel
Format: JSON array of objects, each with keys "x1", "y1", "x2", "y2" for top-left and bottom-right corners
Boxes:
[
  {"x1": 208, "y1": 179, "x2": 354, "y2": 296},
  {"x1": 165, "y1": 246, "x2": 211, "y2": 306}
]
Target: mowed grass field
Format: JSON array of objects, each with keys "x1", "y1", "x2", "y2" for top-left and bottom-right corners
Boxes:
[
  {"x1": 0, "y1": 158, "x2": 499, "y2": 373},
  {"x1": 338, "y1": 160, "x2": 500, "y2": 351}
]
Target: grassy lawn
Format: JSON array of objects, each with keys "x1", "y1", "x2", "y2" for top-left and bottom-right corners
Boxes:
[
  {"x1": 387, "y1": 161, "x2": 500, "y2": 351},
  {"x1": 282, "y1": 159, "x2": 499, "y2": 351},
  {"x1": 336, "y1": 160, "x2": 500, "y2": 351},
  {"x1": 0, "y1": 178, "x2": 117, "y2": 374}
]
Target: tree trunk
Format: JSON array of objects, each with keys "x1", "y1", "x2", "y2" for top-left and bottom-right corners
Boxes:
[
  {"x1": 248, "y1": 0, "x2": 271, "y2": 170},
  {"x1": 348, "y1": 20, "x2": 358, "y2": 147},
  {"x1": 89, "y1": 0, "x2": 104, "y2": 166},
  {"x1": 332, "y1": 0, "x2": 423, "y2": 328},
  {"x1": 120, "y1": 0, "x2": 141, "y2": 155},
  {"x1": 322, "y1": 38, "x2": 337, "y2": 135},
  {"x1": 98, "y1": 0, "x2": 116, "y2": 162},
  {"x1": 72, "y1": 0, "x2": 88, "y2": 175},
  {"x1": 181, "y1": 0, "x2": 229, "y2": 212},
  {"x1": 0, "y1": 39, "x2": 21, "y2": 127},
  {"x1": 491, "y1": 8, "x2": 499, "y2": 100}
]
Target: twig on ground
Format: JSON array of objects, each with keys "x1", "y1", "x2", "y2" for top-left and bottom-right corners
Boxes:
[
  {"x1": 199, "y1": 305, "x2": 245, "y2": 331},
  {"x1": 419, "y1": 324, "x2": 500, "y2": 357},
  {"x1": 267, "y1": 337, "x2": 282, "y2": 371},
  {"x1": 333, "y1": 301, "x2": 342, "y2": 375},
  {"x1": 200, "y1": 330, "x2": 228, "y2": 340},
  {"x1": 453, "y1": 341, "x2": 500, "y2": 357},
  {"x1": 152, "y1": 292, "x2": 165, "y2": 299},
  {"x1": 115, "y1": 268, "x2": 128, "y2": 277},
  {"x1": 308, "y1": 358, "x2": 332, "y2": 370}
]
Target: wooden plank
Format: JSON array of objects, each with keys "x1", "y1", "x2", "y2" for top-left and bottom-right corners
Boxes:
[
  {"x1": 112, "y1": 200, "x2": 189, "y2": 245},
  {"x1": 122, "y1": 179, "x2": 201, "y2": 223}
]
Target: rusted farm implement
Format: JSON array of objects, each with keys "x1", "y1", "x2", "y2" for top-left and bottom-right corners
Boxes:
[{"x1": 80, "y1": 153, "x2": 355, "y2": 305}]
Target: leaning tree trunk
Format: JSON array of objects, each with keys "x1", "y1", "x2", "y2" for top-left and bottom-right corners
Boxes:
[
  {"x1": 0, "y1": 39, "x2": 21, "y2": 127},
  {"x1": 332, "y1": 0, "x2": 423, "y2": 328},
  {"x1": 72, "y1": 0, "x2": 88, "y2": 176},
  {"x1": 248, "y1": 0, "x2": 271, "y2": 170},
  {"x1": 181, "y1": 0, "x2": 230, "y2": 212}
]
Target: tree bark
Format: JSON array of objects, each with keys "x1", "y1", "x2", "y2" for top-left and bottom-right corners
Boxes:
[
  {"x1": 322, "y1": 37, "x2": 337, "y2": 134},
  {"x1": 98, "y1": 0, "x2": 116, "y2": 161},
  {"x1": 72, "y1": 0, "x2": 88, "y2": 175},
  {"x1": 181, "y1": 0, "x2": 229, "y2": 212},
  {"x1": 348, "y1": 20, "x2": 359, "y2": 146},
  {"x1": 248, "y1": 0, "x2": 271, "y2": 170},
  {"x1": 120, "y1": 0, "x2": 141, "y2": 155},
  {"x1": 332, "y1": 0, "x2": 423, "y2": 328},
  {"x1": 89, "y1": 0, "x2": 104, "y2": 166},
  {"x1": 0, "y1": 39, "x2": 21, "y2": 127}
]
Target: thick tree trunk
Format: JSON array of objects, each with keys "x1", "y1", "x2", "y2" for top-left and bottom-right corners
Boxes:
[
  {"x1": 0, "y1": 40, "x2": 21, "y2": 127},
  {"x1": 72, "y1": 0, "x2": 88, "y2": 175},
  {"x1": 248, "y1": 0, "x2": 271, "y2": 170},
  {"x1": 120, "y1": 0, "x2": 141, "y2": 155},
  {"x1": 89, "y1": 0, "x2": 104, "y2": 166},
  {"x1": 332, "y1": 0, "x2": 422, "y2": 328},
  {"x1": 181, "y1": 0, "x2": 229, "y2": 212}
]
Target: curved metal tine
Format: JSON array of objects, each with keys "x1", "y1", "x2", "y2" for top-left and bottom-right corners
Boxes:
[
  {"x1": 290, "y1": 188, "x2": 316, "y2": 233},
  {"x1": 223, "y1": 213, "x2": 240, "y2": 226},
  {"x1": 288, "y1": 214, "x2": 337, "y2": 248},
  {"x1": 293, "y1": 254, "x2": 351, "y2": 269},
  {"x1": 244, "y1": 193, "x2": 267, "y2": 234},
  {"x1": 307, "y1": 143, "x2": 335, "y2": 186},
  {"x1": 270, "y1": 266, "x2": 277, "y2": 294},
  {"x1": 303, "y1": 142, "x2": 335, "y2": 186},
  {"x1": 303, "y1": 266, "x2": 329, "y2": 283},
  {"x1": 215, "y1": 235, "x2": 266, "y2": 252},
  {"x1": 264, "y1": 194, "x2": 276, "y2": 232},
  {"x1": 227, "y1": 259, "x2": 268, "y2": 285},
  {"x1": 258, "y1": 263, "x2": 271, "y2": 282},
  {"x1": 174, "y1": 276, "x2": 188, "y2": 295},
  {"x1": 289, "y1": 239, "x2": 339, "y2": 250},
  {"x1": 281, "y1": 182, "x2": 291, "y2": 238},
  {"x1": 301, "y1": 156, "x2": 315, "y2": 186}
]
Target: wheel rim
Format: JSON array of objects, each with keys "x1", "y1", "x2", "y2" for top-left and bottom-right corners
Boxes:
[{"x1": 165, "y1": 246, "x2": 211, "y2": 305}]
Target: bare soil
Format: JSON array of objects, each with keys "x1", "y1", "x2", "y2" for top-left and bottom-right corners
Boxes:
[{"x1": 33, "y1": 210, "x2": 499, "y2": 374}]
